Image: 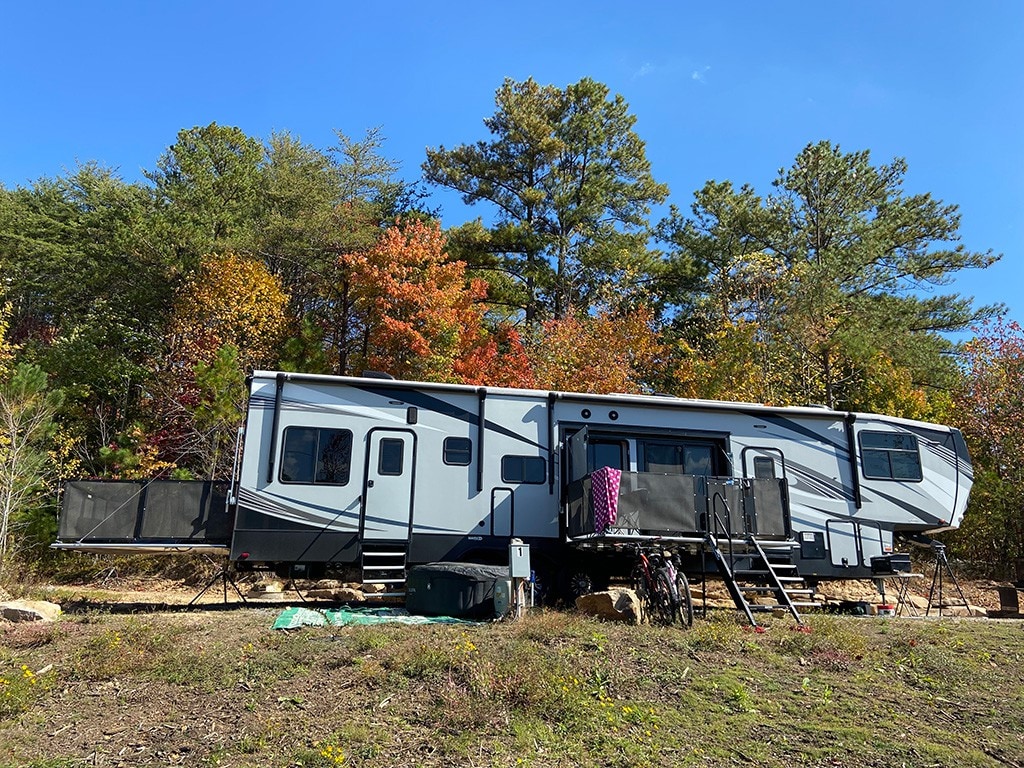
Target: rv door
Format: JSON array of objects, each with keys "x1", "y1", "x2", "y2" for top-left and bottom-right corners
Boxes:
[
  {"x1": 568, "y1": 426, "x2": 589, "y2": 483},
  {"x1": 362, "y1": 429, "x2": 415, "y2": 541}
]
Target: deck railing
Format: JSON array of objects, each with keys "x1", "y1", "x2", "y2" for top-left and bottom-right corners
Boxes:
[{"x1": 567, "y1": 472, "x2": 788, "y2": 540}]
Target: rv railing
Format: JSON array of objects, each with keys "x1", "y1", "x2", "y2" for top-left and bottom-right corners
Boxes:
[
  {"x1": 567, "y1": 472, "x2": 791, "y2": 542},
  {"x1": 710, "y1": 491, "x2": 737, "y2": 566}
]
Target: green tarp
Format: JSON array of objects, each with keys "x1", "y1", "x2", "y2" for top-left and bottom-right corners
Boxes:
[{"x1": 272, "y1": 605, "x2": 479, "y2": 630}]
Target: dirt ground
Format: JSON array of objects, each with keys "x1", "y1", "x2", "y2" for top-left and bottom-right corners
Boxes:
[
  {"x1": 2, "y1": 574, "x2": 1022, "y2": 768},
  {"x1": 31, "y1": 565, "x2": 1012, "y2": 613},
  {"x1": 0, "y1": 569, "x2": 1019, "y2": 765}
]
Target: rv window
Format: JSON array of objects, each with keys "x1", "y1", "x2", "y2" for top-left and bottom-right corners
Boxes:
[
  {"x1": 281, "y1": 427, "x2": 352, "y2": 485},
  {"x1": 685, "y1": 444, "x2": 715, "y2": 475},
  {"x1": 443, "y1": 437, "x2": 472, "y2": 466},
  {"x1": 501, "y1": 455, "x2": 546, "y2": 484},
  {"x1": 753, "y1": 456, "x2": 776, "y2": 479},
  {"x1": 642, "y1": 440, "x2": 717, "y2": 476},
  {"x1": 378, "y1": 438, "x2": 405, "y2": 476},
  {"x1": 589, "y1": 440, "x2": 627, "y2": 471},
  {"x1": 859, "y1": 431, "x2": 922, "y2": 481},
  {"x1": 644, "y1": 443, "x2": 684, "y2": 473}
]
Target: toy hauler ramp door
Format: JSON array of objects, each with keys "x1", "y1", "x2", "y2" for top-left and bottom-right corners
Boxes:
[{"x1": 55, "y1": 480, "x2": 233, "y2": 553}]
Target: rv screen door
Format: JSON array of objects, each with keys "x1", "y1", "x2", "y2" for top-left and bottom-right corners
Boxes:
[{"x1": 362, "y1": 429, "x2": 415, "y2": 540}]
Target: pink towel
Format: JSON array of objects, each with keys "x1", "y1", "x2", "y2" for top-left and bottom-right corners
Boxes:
[{"x1": 592, "y1": 466, "x2": 622, "y2": 534}]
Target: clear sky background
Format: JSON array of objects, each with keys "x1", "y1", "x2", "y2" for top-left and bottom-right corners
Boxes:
[{"x1": 2, "y1": 1, "x2": 1021, "y2": 326}]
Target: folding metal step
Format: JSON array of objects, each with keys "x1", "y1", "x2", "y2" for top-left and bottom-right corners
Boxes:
[
  {"x1": 360, "y1": 542, "x2": 408, "y2": 599},
  {"x1": 704, "y1": 530, "x2": 812, "y2": 626}
]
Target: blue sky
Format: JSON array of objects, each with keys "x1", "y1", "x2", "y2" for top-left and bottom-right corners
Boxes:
[{"x1": 2, "y1": 1, "x2": 1021, "y2": 325}]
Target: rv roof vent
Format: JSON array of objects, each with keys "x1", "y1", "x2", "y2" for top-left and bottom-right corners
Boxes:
[
  {"x1": 805, "y1": 403, "x2": 829, "y2": 409},
  {"x1": 362, "y1": 370, "x2": 395, "y2": 380}
]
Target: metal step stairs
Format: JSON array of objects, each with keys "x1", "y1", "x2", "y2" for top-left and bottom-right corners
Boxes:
[
  {"x1": 704, "y1": 532, "x2": 810, "y2": 626},
  {"x1": 360, "y1": 541, "x2": 409, "y2": 600}
]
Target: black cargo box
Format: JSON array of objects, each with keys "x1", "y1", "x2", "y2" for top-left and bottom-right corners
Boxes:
[
  {"x1": 405, "y1": 562, "x2": 509, "y2": 619},
  {"x1": 870, "y1": 553, "x2": 912, "y2": 574}
]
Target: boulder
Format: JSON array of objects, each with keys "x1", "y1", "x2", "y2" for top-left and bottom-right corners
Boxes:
[
  {"x1": 361, "y1": 583, "x2": 387, "y2": 594},
  {"x1": 575, "y1": 588, "x2": 642, "y2": 624},
  {"x1": 335, "y1": 587, "x2": 366, "y2": 602},
  {"x1": 246, "y1": 581, "x2": 290, "y2": 600},
  {"x1": 899, "y1": 594, "x2": 929, "y2": 610},
  {"x1": 817, "y1": 580, "x2": 880, "y2": 602},
  {"x1": 1, "y1": 600, "x2": 62, "y2": 623}
]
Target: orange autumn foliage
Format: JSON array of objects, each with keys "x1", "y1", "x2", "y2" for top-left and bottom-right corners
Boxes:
[
  {"x1": 454, "y1": 325, "x2": 535, "y2": 389},
  {"x1": 343, "y1": 219, "x2": 492, "y2": 382},
  {"x1": 528, "y1": 307, "x2": 665, "y2": 394}
]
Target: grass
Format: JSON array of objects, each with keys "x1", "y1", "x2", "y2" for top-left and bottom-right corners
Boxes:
[{"x1": 0, "y1": 607, "x2": 1022, "y2": 767}]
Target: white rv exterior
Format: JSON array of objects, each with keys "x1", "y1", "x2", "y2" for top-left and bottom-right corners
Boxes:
[{"x1": 227, "y1": 371, "x2": 972, "y2": 583}]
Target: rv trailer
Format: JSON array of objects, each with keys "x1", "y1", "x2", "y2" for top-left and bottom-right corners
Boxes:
[{"x1": 57, "y1": 370, "x2": 973, "y2": 609}]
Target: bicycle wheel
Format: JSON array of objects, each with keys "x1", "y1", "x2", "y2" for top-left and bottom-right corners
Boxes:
[
  {"x1": 675, "y1": 571, "x2": 694, "y2": 628},
  {"x1": 653, "y1": 570, "x2": 676, "y2": 625}
]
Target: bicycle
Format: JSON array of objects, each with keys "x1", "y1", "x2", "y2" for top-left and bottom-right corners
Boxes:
[{"x1": 629, "y1": 543, "x2": 693, "y2": 627}]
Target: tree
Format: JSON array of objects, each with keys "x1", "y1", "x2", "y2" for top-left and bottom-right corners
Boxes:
[
  {"x1": 948, "y1": 319, "x2": 1024, "y2": 575},
  {"x1": 0, "y1": 165, "x2": 178, "y2": 469},
  {"x1": 424, "y1": 77, "x2": 669, "y2": 323},
  {"x1": 148, "y1": 253, "x2": 289, "y2": 477},
  {"x1": 256, "y1": 129, "x2": 427, "y2": 372},
  {"x1": 146, "y1": 123, "x2": 265, "y2": 263},
  {"x1": 453, "y1": 325, "x2": 534, "y2": 388},
  {"x1": 341, "y1": 219, "x2": 489, "y2": 381},
  {"x1": 528, "y1": 307, "x2": 666, "y2": 394},
  {"x1": 0, "y1": 363, "x2": 62, "y2": 574},
  {"x1": 0, "y1": 303, "x2": 13, "y2": 378},
  {"x1": 660, "y1": 141, "x2": 999, "y2": 412},
  {"x1": 165, "y1": 251, "x2": 289, "y2": 371}
]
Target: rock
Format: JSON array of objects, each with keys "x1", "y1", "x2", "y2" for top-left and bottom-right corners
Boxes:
[
  {"x1": 906, "y1": 594, "x2": 932, "y2": 610},
  {"x1": 246, "y1": 581, "x2": 290, "y2": 600},
  {"x1": 575, "y1": 588, "x2": 641, "y2": 624},
  {"x1": 1, "y1": 600, "x2": 62, "y2": 622},
  {"x1": 937, "y1": 603, "x2": 988, "y2": 618},
  {"x1": 361, "y1": 583, "x2": 387, "y2": 594},
  {"x1": 335, "y1": 587, "x2": 365, "y2": 602},
  {"x1": 304, "y1": 589, "x2": 335, "y2": 600},
  {"x1": 305, "y1": 587, "x2": 365, "y2": 602},
  {"x1": 312, "y1": 580, "x2": 344, "y2": 590},
  {"x1": 817, "y1": 580, "x2": 881, "y2": 602}
]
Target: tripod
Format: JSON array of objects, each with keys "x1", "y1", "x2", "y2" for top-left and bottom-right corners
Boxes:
[
  {"x1": 189, "y1": 558, "x2": 248, "y2": 607},
  {"x1": 925, "y1": 543, "x2": 969, "y2": 617}
]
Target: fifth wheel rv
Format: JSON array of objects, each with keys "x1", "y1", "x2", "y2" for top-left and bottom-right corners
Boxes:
[{"x1": 57, "y1": 371, "x2": 972, "y2": 613}]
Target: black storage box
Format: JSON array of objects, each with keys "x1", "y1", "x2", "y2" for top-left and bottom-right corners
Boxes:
[
  {"x1": 405, "y1": 562, "x2": 510, "y2": 619},
  {"x1": 870, "y1": 553, "x2": 912, "y2": 574}
]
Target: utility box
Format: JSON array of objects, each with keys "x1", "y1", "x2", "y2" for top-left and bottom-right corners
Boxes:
[
  {"x1": 494, "y1": 579, "x2": 513, "y2": 618},
  {"x1": 509, "y1": 538, "x2": 531, "y2": 579}
]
